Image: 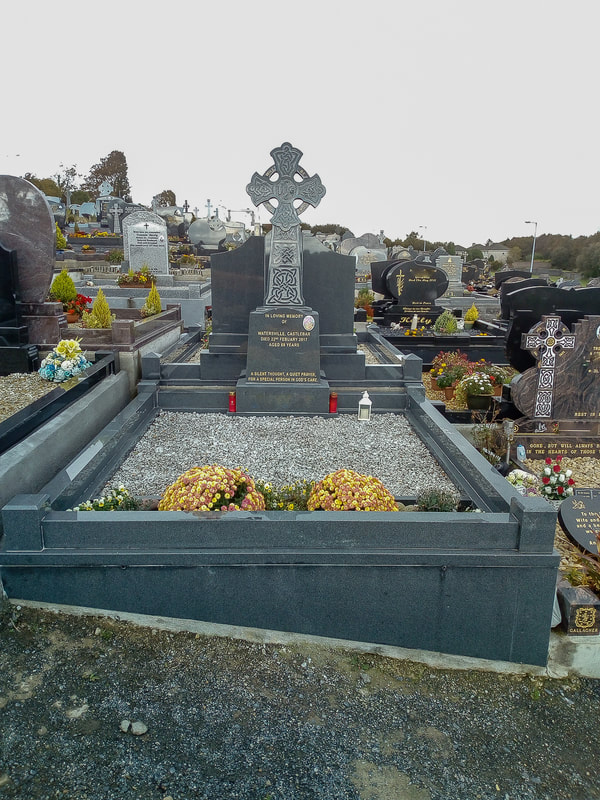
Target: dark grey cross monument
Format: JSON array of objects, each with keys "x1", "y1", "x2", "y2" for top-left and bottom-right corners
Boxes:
[
  {"x1": 235, "y1": 143, "x2": 331, "y2": 414},
  {"x1": 246, "y1": 142, "x2": 325, "y2": 307}
]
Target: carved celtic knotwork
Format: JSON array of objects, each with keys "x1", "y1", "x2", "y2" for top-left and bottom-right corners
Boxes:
[
  {"x1": 246, "y1": 142, "x2": 326, "y2": 306},
  {"x1": 521, "y1": 315, "x2": 577, "y2": 418}
]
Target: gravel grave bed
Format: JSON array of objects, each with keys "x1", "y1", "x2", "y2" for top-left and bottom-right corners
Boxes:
[
  {"x1": 105, "y1": 411, "x2": 458, "y2": 499},
  {"x1": 0, "y1": 373, "x2": 56, "y2": 424}
]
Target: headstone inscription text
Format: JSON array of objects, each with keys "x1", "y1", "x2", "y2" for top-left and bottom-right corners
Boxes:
[{"x1": 246, "y1": 310, "x2": 319, "y2": 383}]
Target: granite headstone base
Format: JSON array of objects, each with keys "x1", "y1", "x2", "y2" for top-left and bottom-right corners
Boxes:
[
  {"x1": 513, "y1": 418, "x2": 600, "y2": 459},
  {"x1": 235, "y1": 376, "x2": 331, "y2": 414},
  {"x1": 17, "y1": 302, "x2": 68, "y2": 346}
]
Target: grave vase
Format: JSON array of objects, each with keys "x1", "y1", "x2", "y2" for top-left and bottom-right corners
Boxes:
[
  {"x1": 65, "y1": 311, "x2": 81, "y2": 323},
  {"x1": 444, "y1": 386, "x2": 455, "y2": 401}
]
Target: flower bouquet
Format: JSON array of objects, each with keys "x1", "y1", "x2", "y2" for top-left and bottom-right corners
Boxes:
[
  {"x1": 158, "y1": 465, "x2": 266, "y2": 512},
  {"x1": 64, "y1": 293, "x2": 92, "y2": 315},
  {"x1": 307, "y1": 469, "x2": 398, "y2": 511},
  {"x1": 38, "y1": 338, "x2": 92, "y2": 383},
  {"x1": 539, "y1": 455, "x2": 575, "y2": 499},
  {"x1": 506, "y1": 469, "x2": 541, "y2": 497}
]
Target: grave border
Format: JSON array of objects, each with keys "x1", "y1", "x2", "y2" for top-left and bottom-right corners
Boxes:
[{"x1": 0, "y1": 383, "x2": 559, "y2": 666}]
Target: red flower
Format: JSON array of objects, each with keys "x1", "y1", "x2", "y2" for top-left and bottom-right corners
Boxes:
[
  {"x1": 553, "y1": 465, "x2": 561, "y2": 473},
  {"x1": 557, "y1": 485, "x2": 564, "y2": 494},
  {"x1": 542, "y1": 476, "x2": 550, "y2": 484},
  {"x1": 556, "y1": 455, "x2": 563, "y2": 461},
  {"x1": 568, "y1": 478, "x2": 575, "y2": 485},
  {"x1": 545, "y1": 457, "x2": 552, "y2": 465}
]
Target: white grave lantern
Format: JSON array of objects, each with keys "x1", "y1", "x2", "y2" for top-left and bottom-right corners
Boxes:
[{"x1": 358, "y1": 391, "x2": 372, "y2": 422}]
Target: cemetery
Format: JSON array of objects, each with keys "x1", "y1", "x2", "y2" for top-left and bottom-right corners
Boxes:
[{"x1": 1, "y1": 145, "x2": 599, "y2": 671}]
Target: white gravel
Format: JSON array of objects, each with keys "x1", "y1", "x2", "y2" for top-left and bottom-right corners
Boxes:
[{"x1": 106, "y1": 411, "x2": 458, "y2": 498}]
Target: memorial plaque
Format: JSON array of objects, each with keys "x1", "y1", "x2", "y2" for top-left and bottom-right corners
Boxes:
[
  {"x1": 558, "y1": 495, "x2": 600, "y2": 556},
  {"x1": 557, "y1": 583, "x2": 600, "y2": 636},
  {"x1": 129, "y1": 220, "x2": 169, "y2": 274},
  {"x1": 245, "y1": 308, "x2": 321, "y2": 383}
]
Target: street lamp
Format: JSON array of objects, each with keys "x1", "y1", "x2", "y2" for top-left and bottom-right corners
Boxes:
[
  {"x1": 419, "y1": 225, "x2": 427, "y2": 252},
  {"x1": 524, "y1": 220, "x2": 538, "y2": 274}
]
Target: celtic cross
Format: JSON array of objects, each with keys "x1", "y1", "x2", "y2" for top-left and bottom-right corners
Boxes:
[
  {"x1": 246, "y1": 142, "x2": 326, "y2": 306},
  {"x1": 521, "y1": 315, "x2": 576, "y2": 418},
  {"x1": 109, "y1": 203, "x2": 123, "y2": 234}
]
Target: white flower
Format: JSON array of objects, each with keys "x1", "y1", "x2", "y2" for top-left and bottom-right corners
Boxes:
[
  {"x1": 545, "y1": 486, "x2": 552, "y2": 494},
  {"x1": 565, "y1": 469, "x2": 573, "y2": 478},
  {"x1": 61, "y1": 360, "x2": 73, "y2": 370},
  {"x1": 543, "y1": 467, "x2": 551, "y2": 476}
]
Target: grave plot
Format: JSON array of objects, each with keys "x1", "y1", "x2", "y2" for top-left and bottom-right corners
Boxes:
[{"x1": 0, "y1": 144, "x2": 561, "y2": 667}]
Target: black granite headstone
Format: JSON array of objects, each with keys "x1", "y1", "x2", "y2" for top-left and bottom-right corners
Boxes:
[
  {"x1": 494, "y1": 270, "x2": 531, "y2": 290},
  {"x1": 371, "y1": 259, "x2": 448, "y2": 326},
  {"x1": 558, "y1": 493, "x2": 600, "y2": 556},
  {"x1": 505, "y1": 286, "x2": 600, "y2": 372}
]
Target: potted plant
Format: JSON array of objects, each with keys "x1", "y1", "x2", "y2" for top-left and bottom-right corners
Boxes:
[
  {"x1": 436, "y1": 364, "x2": 467, "y2": 400},
  {"x1": 456, "y1": 371, "x2": 494, "y2": 410},
  {"x1": 464, "y1": 303, "x2": 479, "y2": 329},
  {"x1": 482, "y1": 364, "x2": 506, "y2": 396},
  {"x1": 64, "y1": 293, "x2": 92, "y2": 323},
  {"x1": 433, "y1": 309, "x2": 458, "y2": 334}
]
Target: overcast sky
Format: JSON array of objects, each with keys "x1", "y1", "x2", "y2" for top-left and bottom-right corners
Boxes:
[{"x1": 3, "y1": 1, "x2": 599, "y2": 246}]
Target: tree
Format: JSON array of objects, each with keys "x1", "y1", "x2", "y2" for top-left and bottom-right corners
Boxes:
[
  {"x1": 467, "y1": 247, "x2": 484, "y2": 261},
  {"x1": 156, "y1": 189, "x2": 176, "y2": 207},
  {"x1": 506, "y1": 246, "x2": 522, "y2": 266},
  {"x1": 70, "y1": 189, "x2": 91, "y2": 205},
  {"x1": 24, "y1": 173, "x2": 61, "y2": 197},
  {"x1": 576, "y1": 242, "x2": 600, "y2": 278},
  {"x1": 84, "y1": 150, "x2": 131, "y2": 201}
]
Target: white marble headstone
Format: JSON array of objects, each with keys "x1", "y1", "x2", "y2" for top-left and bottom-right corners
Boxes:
[{"x1": 122, "y1": 210, "x2": 169, "y2": 273}]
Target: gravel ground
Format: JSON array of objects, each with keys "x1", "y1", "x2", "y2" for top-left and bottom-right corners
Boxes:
[
  {"x1": 105, "y1": 412, "x2": 458, "y2": 499},
  {"x1": 1, "y1": 602, "x2": 599, "y2": 800},
  {"x1": 0, "y1": 374, "x2": 56, "y2": 424}
]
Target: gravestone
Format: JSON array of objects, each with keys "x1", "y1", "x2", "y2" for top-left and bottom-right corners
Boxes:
[
  {"x1": 236, "y1": 142, "x2": 330, "y2": 413},
  {"x1": 122, "y1": 211, "x2": 169, "y2": 272},
  {"x1": 351, "y1": 245, "x2": 387, "y2": 274},
  {"x1": 462, "y1": 261, "x2": 487, "y2": 286},
  {"x1": 202, "y1": 143, "x2": 361, "y2": 394},
  {"x1": 371, "y1": 258, "x2": 447, "y2": 326},
  {"x1": 504, "y1": 285, "x2": 600, "y2": 372},
  {"x1": 106, "y1": 198, "x2": 127, "y2": 234},
  {"x1": 510, "y1": 315, "x2": 600, "y2": 458},
  {"x1": 558, "y1": 491, "x2": 600, "y2": 556},
  {"x1": 499, "y1": 277, "x2": 548, "y2": 320},
  {"x1": 339, "y1": 232, "x2": 383, "y2": 256},
  {"x1": 0, "y1": 175, "x2": 66, "y2": 351},
  {"x1": 128, "y1": 219, "x2": 169, "y2": 275},
  {"x1": 436, "y1": 254, "x2": 464, "y2": 297},
  {"x1": 188, "y1": 217, "x2": 227, "y2": 254}
]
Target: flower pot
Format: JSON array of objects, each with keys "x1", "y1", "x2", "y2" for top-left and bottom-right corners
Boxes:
[
  {"x1": 444, "y1": 386, "x2": 455, "y2": 401},
  {"x1": 65, "y1": 311, "x2": 81, "y2": 323},
  {"x1": 492, "y1": 384, "x2": 503, "y2": 397},
  {"x1": 430, "y1": 377, "x2": 439, "y2": 391},
  {"x1": 464, "y1": 320, "x2": 474, "y2": 330},
  {"x1": 466, "y1": 393, "x2": 493, "y2": 411}
]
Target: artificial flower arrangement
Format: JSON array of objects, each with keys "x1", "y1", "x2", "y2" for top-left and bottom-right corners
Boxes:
[
  {"x1": 38, "y1": 338, "x2": 92, "y2": 383},
  {"x1": 158, "y1": 465, "x2": 266, "y2": 512},
  {"x1": 307, "y1": 469, "x2": 398, "y2": 511},
  {"x1": 539, "y1": 455, "x2": 575, "y2": 499},
  {"x1": 64, "y1": 293, "x2": 92, "y2": 315},
  {"x1": 506, "y1": 469, "x2": 541, "y2": 497}
]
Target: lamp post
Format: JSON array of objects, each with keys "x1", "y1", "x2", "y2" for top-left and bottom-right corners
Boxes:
[
  {"x1": 419, "y1": 225, "x2": 427, "y2": 252},
  {"x1": 525, "y1": 220, "x2": 538, "y2": 274}
]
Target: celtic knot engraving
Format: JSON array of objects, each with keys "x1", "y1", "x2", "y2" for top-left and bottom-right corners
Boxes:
[
  {"x1": 521, "y1": 315, "x2": 576, "y2": 418},
  {"x1": 270, "y1": 268, "x2": 302, "y2": 304},
  {"x1": 246, "y1": 142, "x2": 326, "y2": 306}
]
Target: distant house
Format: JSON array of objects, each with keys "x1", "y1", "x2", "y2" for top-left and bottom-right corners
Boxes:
[{"x1": 471, "y1": 242, "x2": 510, "y2": 264}]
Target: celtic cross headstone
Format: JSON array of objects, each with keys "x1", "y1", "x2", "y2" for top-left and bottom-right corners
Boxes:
[
  {"x1": 109, "y1": 203, "x2": 124, "y2": 234},
  {"x1": 235, "y1": 143, "x2": 331, "y2": 413},
  {"x1": 246, "y1": 142, "x2": 325, "y2": 307},
  {"x1": 521, "y1": 315, "x2": 576, "y2": 418}
]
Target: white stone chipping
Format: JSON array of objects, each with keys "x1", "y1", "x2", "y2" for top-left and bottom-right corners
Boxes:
[{"x1": 105, "y1": 411, "x2": 458, "y2": 498}]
